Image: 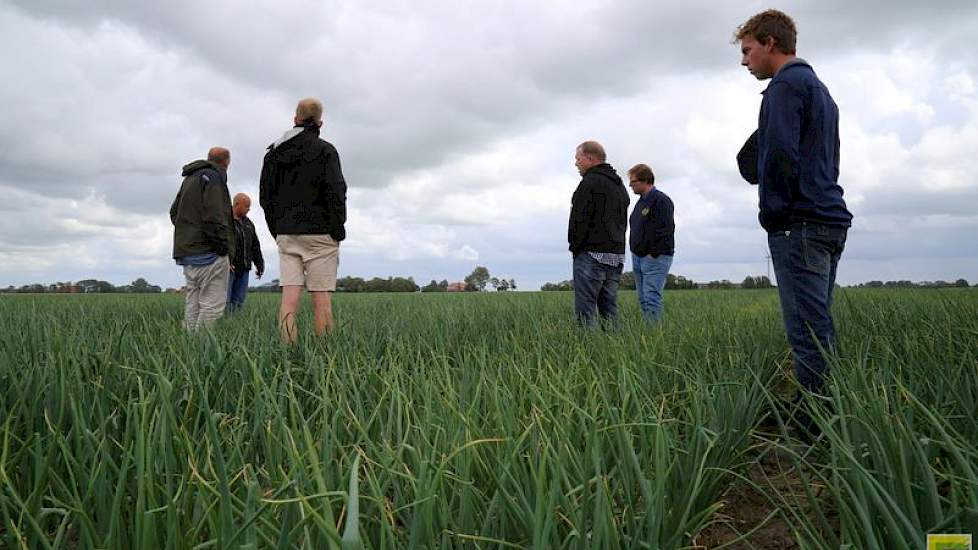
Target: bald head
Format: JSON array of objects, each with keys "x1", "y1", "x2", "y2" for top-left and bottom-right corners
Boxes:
[
  {"x1": 232, "y1": 193, "x2": 251, "y2": 219},
  {"x1": 207, "y1": 147, "x2": 231, "y2": 170},
  {"x1": 294, "y1": 98, "x2": 324, "y2": 127}
]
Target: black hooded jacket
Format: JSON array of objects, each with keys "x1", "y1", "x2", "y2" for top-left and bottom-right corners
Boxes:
[
  {"x1": 259, "y1": 126, "x2": 347, "y2": 240},
  {"x1": 231, "y1": 216, "x2": 264, "y2": 274},
  {"x1": 567, "y1": 163, "x2": 629, "y2": 256}
]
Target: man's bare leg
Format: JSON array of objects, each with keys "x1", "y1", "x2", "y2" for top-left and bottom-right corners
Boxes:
[
  {"x1": 279, "y1": 285, "x2": 303, "y2": 344},
  {"x1": 310, "y1": 291, "x2": 334, "y2": 336}
]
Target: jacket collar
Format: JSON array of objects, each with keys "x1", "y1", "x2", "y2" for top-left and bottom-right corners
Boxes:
[
  {"x1": 638, "y1": 187, "x2": 659, "y2": 204},
  {"x1": 775, "y1": 57, "x2": 808, "y2": 77},
  {"x1": 272, "y1": 127, "x2": 304, "y2": 149},
  {"x1": 762, "y1": 57, "x2": 811, "y2": 94}
]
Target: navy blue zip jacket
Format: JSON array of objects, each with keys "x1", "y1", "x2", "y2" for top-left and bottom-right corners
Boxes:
[
  {"x1": 629, "y1": 188, "x2": 674, "y2": 257},
  {"x1": 748, "y1": 59, "x2": 853, "y2": 232}
]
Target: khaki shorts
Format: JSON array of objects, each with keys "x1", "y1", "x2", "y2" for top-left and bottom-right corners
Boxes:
[{"x1": 276, "y1": 234, "x2": 339, "y2": 291}]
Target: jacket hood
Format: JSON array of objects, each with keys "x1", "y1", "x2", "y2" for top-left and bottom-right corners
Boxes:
[
  {"x1": 181, "y1": 159, "x2": 219, "y2": 177},
  {"x1": 586, "y1": 163, "x2": 621, "y2": 183},
  {"x1": 271, "y1": 127, "x2": 304, "y2": 150},
  {"x1": 270, "y1": 125, "x2": 321, "y2": 150}
]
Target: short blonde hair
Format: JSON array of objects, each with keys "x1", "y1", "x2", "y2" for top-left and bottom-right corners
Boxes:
[
  {"x1": 577, "y1": 141, "x2": 606, "y2": 162},
  {"x1": 295, "y1": 98, "x2": 323, "y2": 122},
  {"x1": 734, "y1": 9, "x2": 797, "y2": 54}
]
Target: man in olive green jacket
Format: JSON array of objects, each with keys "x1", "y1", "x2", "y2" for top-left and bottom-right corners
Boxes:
[{"x1": 170, "y1": 147, "x2": 235, "y2": 331}]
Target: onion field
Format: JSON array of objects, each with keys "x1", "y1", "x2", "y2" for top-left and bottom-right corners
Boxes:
[{"x1": 1, "y1": 289, "x2": 976, "y2": 549}]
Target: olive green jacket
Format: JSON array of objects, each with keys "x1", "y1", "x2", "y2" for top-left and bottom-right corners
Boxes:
[{"x1": 170, "y1": 160, "x2": 234, "y2": 259}]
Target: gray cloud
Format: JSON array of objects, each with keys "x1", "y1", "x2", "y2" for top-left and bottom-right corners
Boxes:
[{"x1": 2, "y1": 1, "x2": 978, "y2": 290}]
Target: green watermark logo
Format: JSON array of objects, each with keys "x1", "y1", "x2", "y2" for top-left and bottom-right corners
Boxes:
[{"x1": 928, "y1": 534, "x2": 973, "y2": 550}]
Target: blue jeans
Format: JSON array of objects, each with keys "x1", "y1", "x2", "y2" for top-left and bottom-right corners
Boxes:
[
  {"x1": 226, "y1": 269, "x2": 250, "y2": 312},
  {"x1": 769, "y1": 222, "x2": 847, "y2": 397},
  {"x1": 633, "y1": 254, "x2": 673, "y2": 322},
  {"x1": 573, "y1": 253, "x2": 623, "y2": 327}
]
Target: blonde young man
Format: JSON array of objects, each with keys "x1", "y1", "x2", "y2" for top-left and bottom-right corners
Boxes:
[
  {"x1": 259, "y1": 98, "x2": 347, "y2": 342},
  {"x1": 735, "y1": 10, "x2": 852, "y2": 440}
]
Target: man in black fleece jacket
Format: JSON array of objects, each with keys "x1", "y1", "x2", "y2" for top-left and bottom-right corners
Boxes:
[
  {"x1": 260, "y1": 98, "x2": 347, "y2": 343},
  {"x1": 568, "y1": 141, "x2": 629, "y2": 327}
]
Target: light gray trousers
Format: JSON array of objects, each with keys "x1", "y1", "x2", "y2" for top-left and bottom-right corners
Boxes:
[{"x1": 182, "y1": 256, "x2": 230, "y2": 331}]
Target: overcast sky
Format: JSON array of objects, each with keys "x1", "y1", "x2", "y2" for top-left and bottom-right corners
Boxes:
[{"x1": 2, "y1": 0, "x2": 977, "y2": 290}]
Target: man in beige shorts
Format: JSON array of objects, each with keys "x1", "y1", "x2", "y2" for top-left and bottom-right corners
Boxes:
[{"x1": 259, "y1": 98, "x2": 347, "y2": 343}]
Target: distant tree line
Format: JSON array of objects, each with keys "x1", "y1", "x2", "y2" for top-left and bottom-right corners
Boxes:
[
  {"x1": 251, "y1": 267, "x2": 517, "y2": 294},
  {"x1": 541, "y1": 273, "x2": 700, "y2": 291},
  {"x1": 421, "y1": 280, "x2": 451, "y2": 292},
  {"x1": 5, "y1": 274, "x2": 972, "y2": 295},
  {"x1": 740, "y1": 276, "x2": 774, "y2": 289},
  {"x1": 1, "y1": 278, "x2": 162, "y2": 294},
  {"x1": 854, "y1": 279, "x2": 970, "y2": 288},
  {"x1": 540, "y1": 280, "x2": 573, "y2": 291},
  {"x1": 541, "y1": 274, "x2": 976, "y2": 291},
  {"x1": 336, "y1": 276, "x2": 420, "y2": 293}
]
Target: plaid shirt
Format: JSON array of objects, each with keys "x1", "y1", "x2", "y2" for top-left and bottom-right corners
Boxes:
[{"x1": 588, "y1": 251, "x2": 626, "y2": 267}]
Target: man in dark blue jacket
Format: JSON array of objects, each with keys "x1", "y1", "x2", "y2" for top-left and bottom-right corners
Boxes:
[
  {"x1": 735, "y1": 9, "x2": 853, "y2": 439},
  {"x1": 568, "y1": 141, "x2": 629, "y2": 327},
  {"x1": 627, "y1": 164, "x2": 674, "y2": 323}
]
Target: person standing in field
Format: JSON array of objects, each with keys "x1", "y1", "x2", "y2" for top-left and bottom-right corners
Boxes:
[
  {"x1": 734, "y1": 10, "x2": 853, "y2": 439},
  {"x1": 627, "y1": 163, "x2": 674, "y2": 323},
  {"x1": 568, "y1": 141, "x2": 629, "y2": 327},
  {"x1": 170, "y1": 147, "x2": 235, "y2": 331},
  {"x1": 226, "y1": 193, "x2": 264, "y2": 312},
  {"x1": 259, "y1": 98, "x2": 347, "y2": 343}
]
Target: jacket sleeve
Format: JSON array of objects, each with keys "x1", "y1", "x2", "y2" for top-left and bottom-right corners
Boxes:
[
  {"x1": 736, "y1": 129, "x2": 759, "y2": 185},
  {"x1": 760, "y1": 82, "x2": 802, "y2": 230},
  {"x1": 250, "y1": 222, "x2": 264, "y2": 274},
  {"x1": 651, "y1": 196, "x2": 675, "y2": 257},
  {"x1": 567, "y1": 180, "x2": 593, "y2": 255},
  {"x1": 325, "y1": 149, "x2": 347, "y2": 241},
  {"x1": 169, "y1": 184, "x2": 183, "y2": 225},
  {"x1": 631, "y1": 207, "x2": 648, "y2": 257},
  {"x1": 653, "y1": 196, "x2": 674, "y2": 240},
  {"x1": 633, "y1": 199, "x2": 654, "y2": 257},
  {"x1": 201, "y1": 175, "x2": 232, "y2": 256},
  {"x1": 258, "y1": 149, "x2": 277, "y2": 238}
]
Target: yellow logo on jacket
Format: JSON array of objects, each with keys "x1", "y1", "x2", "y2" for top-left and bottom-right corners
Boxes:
[{"x1": 641, "y1": 208, "x2": 650, "y2": 216}]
